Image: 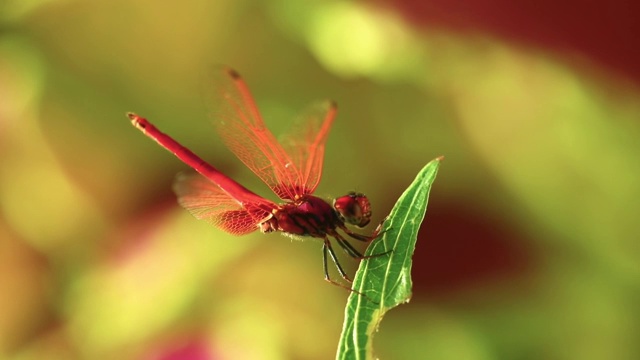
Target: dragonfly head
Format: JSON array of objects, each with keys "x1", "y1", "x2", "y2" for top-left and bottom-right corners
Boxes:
[{"x1": 333, "y1": 192, "x2": 371, "y2": 228}]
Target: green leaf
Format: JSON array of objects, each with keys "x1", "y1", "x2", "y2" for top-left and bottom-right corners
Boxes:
[{"x1": 336, "y1": 157, "x2": 442, "y2": 360}]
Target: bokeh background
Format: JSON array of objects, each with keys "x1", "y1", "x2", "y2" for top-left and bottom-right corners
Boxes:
[{"x1": 1, "y1": 0, "x2": 639, "y2": 359}]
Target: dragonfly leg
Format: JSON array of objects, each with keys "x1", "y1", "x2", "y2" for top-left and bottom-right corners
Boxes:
[
  {"x1": 322, "y1": 238, "x2": 374, "y2": 299},
  {"x1": 335, "y1": 232, "x2": 393, "y2": 260},
  {"x1": 373, "y1": 216, "x2": 389, "y2": 236},
  {"x1": 341, "y1": 214, "x2": 390, "y2": 242},
  {"x1": 333, "y1": 232, "x2": 364, "y2": 259},
  {"x1": 340, "y1": 226, "x2": 372, "y2": 242},
  {"x1": 341, "y1": 225, "x2": 388, "y2": 242},
  {"x1": 339, "y1": 224, "x2": 393, "y2": 260},
  {"x1": 323, "y1": 238, "x2": 352, "y2": 283}
]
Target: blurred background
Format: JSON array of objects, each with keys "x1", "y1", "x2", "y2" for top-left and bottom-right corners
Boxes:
[{"x1": 1, "y1": 0, "x2": 639, "y2": 359}]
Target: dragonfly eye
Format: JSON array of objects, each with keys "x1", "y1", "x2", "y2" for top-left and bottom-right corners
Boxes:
[{"x1": 333, "y1": 192, "x2": 371, "y2": 228}]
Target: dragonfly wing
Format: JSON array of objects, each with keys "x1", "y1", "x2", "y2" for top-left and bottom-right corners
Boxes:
[
  {"x1": 207, "y1": 67, "x2": 305, "y2": 200},
  {"x1": 279, "y1": 101, "x2": 336, "y2": 196},
  {"x1": 173, "y1": 172, "x2": 274, "y2": 235}
]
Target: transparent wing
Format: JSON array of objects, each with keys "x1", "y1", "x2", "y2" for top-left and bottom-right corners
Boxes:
[
  {"x1": 279, "y1": 101, "x2": 336, "y2": 195},
  {"x1": 207, "y1": 67, "x2": 332, "y2": 200},
  {"x1": 173, "y1": 173, "x2": 274, "y2": 235}
]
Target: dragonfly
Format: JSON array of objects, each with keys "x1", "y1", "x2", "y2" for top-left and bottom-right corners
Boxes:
[{"x1": 127, "y1": 67, "x2": 382, "y2": 289}]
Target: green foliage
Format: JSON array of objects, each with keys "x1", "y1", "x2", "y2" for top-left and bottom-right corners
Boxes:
[{"x1": 336, "y1": 157, "x2": 442, "y2": 360}]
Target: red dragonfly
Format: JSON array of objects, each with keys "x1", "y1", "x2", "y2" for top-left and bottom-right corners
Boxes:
[{"x1": 128, "y1": 67, "x2": 379, "y2": 288}]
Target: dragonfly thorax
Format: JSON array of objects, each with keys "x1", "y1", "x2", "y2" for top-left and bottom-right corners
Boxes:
[{"x1": 262, "y1": 195, "x2": 344, "y2": 238}]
